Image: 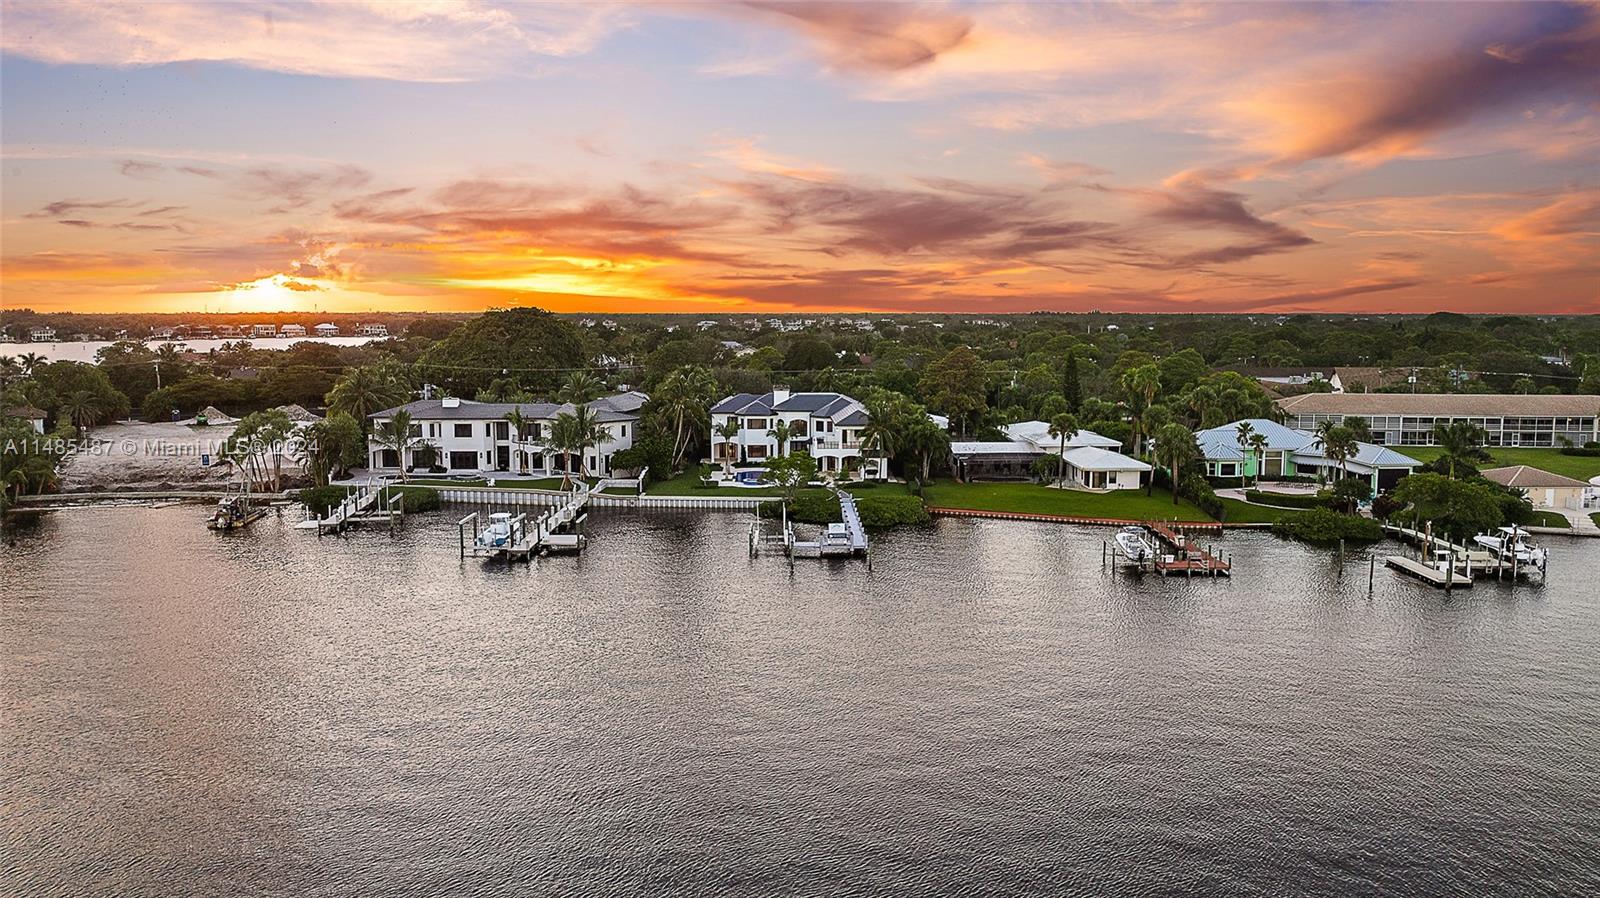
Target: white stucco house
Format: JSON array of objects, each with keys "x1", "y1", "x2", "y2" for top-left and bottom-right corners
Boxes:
[
  {"x1": 709, "y1": 388, "x2": 886, "y2": 479},
  {"x1": 367, "y1": 392, "x2": 645, "y2": 478}
]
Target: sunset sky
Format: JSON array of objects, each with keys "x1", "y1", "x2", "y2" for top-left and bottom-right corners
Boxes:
[{"x1": 1, "y1": 1, "x2": 1596, "y2": 316}]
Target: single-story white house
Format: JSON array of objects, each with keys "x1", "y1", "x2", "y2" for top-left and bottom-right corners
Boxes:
[{"x1": 949, "y1": 421, "x2": 1147, "y2": 488}]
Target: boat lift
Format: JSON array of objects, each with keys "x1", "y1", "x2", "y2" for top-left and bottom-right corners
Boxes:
[
  {"x1": 295, "y1": 479, "x2": 404, "y2": 535},
  {"x1": 460, "y1": 484, "x2": 589, "y2": 560}
]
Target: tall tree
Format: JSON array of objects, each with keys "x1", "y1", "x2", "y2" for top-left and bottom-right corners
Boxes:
[
  {"x1": 1048, "y1": 412, "x2": 1081, "y2": 484},
  {"x1": 373, "y1": 410, "x2": 427, "y2": 482},
  {"x1": 1432, "y1": 421, "x2": 1487, "y2": 479},
  {"x1": 714, "y1": 418, "x2": 743, "y2": 474},
  {"x1": 1061, "y1": 349, "x2": 1081, "y2": 413},
  {"x1": 1119, "y1": 364, "x2": 1162, "y2": 456},
  {"x1": 1234, "y1": 421, "x2": 1255, "y2": 488},
  {"x1": 918, "y1": 345, "x2": 988, "y2": 436},
  {"x1": 559, "y1": 371, "x2": 604, "y2": 405},
  {"x1": 648, "y1": 365, "x2": 719, "y2": 470},
  {"x1": 766, "y1": 419, "x2": 794, "y2": 459},
  {"x1": 1156, "y1": 422, "x2": 1201, "y2": 505},
  {"x1": 327, "y1": 362, "x2": 409, "y2": 437}
]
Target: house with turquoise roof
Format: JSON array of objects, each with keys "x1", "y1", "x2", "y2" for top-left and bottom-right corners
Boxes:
[{"x1": 1196, "y1": 418, "x2": 1420, "y2": 493}]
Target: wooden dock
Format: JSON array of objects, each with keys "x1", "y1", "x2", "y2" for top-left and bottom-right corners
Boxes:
[
  {"x1": 296, "y1": 481, "x2": 403, "y2": 535},
  {"x1": 927, "y1": 507, "x2": 1224, "y2": 530},
  {"x1": 1384, "y1": 555, "x2": 1473, "y2": 589},
  {"x1": 1144, "y1": 520, "x2": 1231, "y2": 577},
  {"x1": 1381, "y1": 523, "x2": 1540, "y2": 581}
]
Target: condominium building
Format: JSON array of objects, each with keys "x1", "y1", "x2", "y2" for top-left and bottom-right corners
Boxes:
[{"x1": 1276, "y1": 393, "x2": 1600, "y2": 448}]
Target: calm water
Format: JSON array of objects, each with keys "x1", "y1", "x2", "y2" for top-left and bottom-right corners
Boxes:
[
  {"x1": 0, "y1": 336, "x2": 379, "y2": 364},
  {"x1": 4, "y1": 507, "x2": 1599, "y2": 897}
]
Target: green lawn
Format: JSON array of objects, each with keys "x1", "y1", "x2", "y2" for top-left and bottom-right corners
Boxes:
[
  {"x1": 1217, "y1": 498, "x2": 1291, "y2": 524},
  {"x1": 919, "y1": 479, "x2": 1213, "y2": 521},
  {"x1": 1531, "y1": 510, "x2": 1570, "y2": 528},
  {"x1": 1388, "y1": 445, "x2": 1600, "y2": 481},
  {"x1": 645, "y1": 470, "x2": 787, "y2": 497},
  {"x1": 1592, "y1": 512, "x2": 1600, "y2": 529}
]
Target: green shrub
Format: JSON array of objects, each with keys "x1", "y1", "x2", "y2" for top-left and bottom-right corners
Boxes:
[
  {"x1": 856, "y1": 494, "x2": 930, "y2": 528},
  {"x1": 296, "y1": 484, "x2": 439, "y2": 515},
  {"x1": 787, "y1": 488, "x2": 841, "y2": 523},
  {"x1": 1245, "y1": 488, "x2": 1328, "y2": 509},
  {"x1": 1270, "y1": 507, "x2": 1383, "y2": 543},
  {"x1": 1560, "y1": 445, "x2": 1600, "y2": 457}
]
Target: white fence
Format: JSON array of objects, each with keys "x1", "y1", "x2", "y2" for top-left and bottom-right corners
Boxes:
[{"x1": 433, "y1": 485, "x2": 772, "y2": 511}]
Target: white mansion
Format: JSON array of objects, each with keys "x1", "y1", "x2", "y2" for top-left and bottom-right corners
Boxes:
[
  {"x1": 709, "y1": 388, "x2": 886, "y2": 479},
  {"x1": 367, "y1": 392, "x2": 646, "y2": 477}
]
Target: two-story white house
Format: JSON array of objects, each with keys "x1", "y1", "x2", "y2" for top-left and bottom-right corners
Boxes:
[
  {"x1": 367, "y1": 392, "x2": 645, "y2": 478},
  {"x1": 708, "y1": 388, "x2": 886, "y2": 479}
]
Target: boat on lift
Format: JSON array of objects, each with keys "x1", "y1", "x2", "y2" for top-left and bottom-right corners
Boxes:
[
  {"x1": 1472, "y1": 525, "x2": 1548, "y2": 569},
  {"x1": 1112, "y1": 525, "x2": 1157, "y2": 566},
  {"x1": 207, "y1": 482, "x2": 267, "y2": 531},
  {"x1": 475, "y1": 512, "x2": 515, "y2": 548}
]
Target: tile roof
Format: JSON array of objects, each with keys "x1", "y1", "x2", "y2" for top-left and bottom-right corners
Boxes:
[
  {"x1": 372, "y1": 398, "x2": 638, "y2": 423},
  {"x1": 1480, "y1": 465, "x2": 1590, "y2": 489},
  {"x1": 1277, "y1": 392, "x2": 1600, "y2": 417}
]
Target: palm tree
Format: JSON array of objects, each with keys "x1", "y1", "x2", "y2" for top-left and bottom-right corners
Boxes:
[
  {"x1": 1048, "y1": 412, "x2": 1081, "y2": 484},
  {"x1": 856, "y1": 416, "x2": 898, "y2": 481},
  {"x1": 1432, "y1": 420, "x2": 1486, "y2": 479},
  {"x1": 373, "y1": 409, "x2": 427, "y2": 481},
  {"x1": 766, "y1": 419, "x2": 794, "y2": 459},
  {"x1": 714, "y1": 418, "x2": 742, "y2": 475},
  {"x1": 1325, "y1": 427, "x2": 1359, "y2": 485},
  {"x1": 1234, "y1": 421, "x2": 1254, "y2": 488},
  {"x1": 1157, "y1": 422, "x2": 1201, "y2": 505},
  {"x1": 18, "y1": 352, "x2": 44, "y2": 377},
  {"x1": 549, "y1": 404, "x2": 606, "y2": 487},
  {"x1": 650, "y1": 366, "x2": 718, "y2": 470},
  {"x1": 902, "y1": 416, "x2": 950, "y2": 484},
  {"x1": 56, "y1": 390, "x2": 103, "y2": 439},
  {"x1": 1120, "y1": 364, "x2": 1161, "y2": 456},
  {"x1": 0, "y1": 356, "x2": 21, "y2": 388},
  {"x1": 559, "y1": 371, "x2": 604, "y2": 405},
  {"x1": 327, "y1": 364, "x2": 409, "y2": 437},
  {"x1": 503, "y1": 408, "x2": 530, "y2": 474},
  {"x1": 1247, "y1": 432, "x2": 1268, "y2": 486}
]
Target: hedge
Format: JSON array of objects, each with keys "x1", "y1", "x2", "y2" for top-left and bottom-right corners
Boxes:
[
  {"x1": 296, "y1": 484, "x2": 441, "y2": 516},
  {"x1": 856, "y1": 494, "x2": 930, "y2": 528},
  {"x1": 771, "y1": 488, "x2": 928, "y2": 529},
  {"x1": 1270, "y1": 508, "x2": 1383, "y2": 544},
  {"x1": 1245, "y1": 488, "x2": 1328, "y2": 509}
]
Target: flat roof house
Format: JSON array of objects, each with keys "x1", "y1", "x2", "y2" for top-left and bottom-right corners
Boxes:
[
  {"x1": 1480, "y1": 466, "x2": 1593, "y2": 512},
  {"x1": 1277, "y1": 393, "x2": 1600, "y2": 448},
  {"x1": 949, "y1": 420, "x2": 1147, "y2": 489},
  {"x1": 279, "y1": 324, "x2": 307, "y2": 337},
  {"x1": 368, "y1": 395, "x2": 642, "y2": 478},
  {"x1": 709, "y1": 388, "x2": 885, "y2": 479},
  {"x1": 1196, "y1": 418, "x2": 1420, "y2": 492}
]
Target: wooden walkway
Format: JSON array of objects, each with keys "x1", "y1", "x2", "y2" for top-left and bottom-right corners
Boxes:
[
  {"x1": 1385, "y1": 555, "x2": 1474, "y2": 589},
  {"x1": 1145, "y1": 520, "x2": 1231, "y2": 577}
]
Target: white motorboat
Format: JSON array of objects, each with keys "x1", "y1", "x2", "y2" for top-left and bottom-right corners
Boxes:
[
  {"x1": 476, "y1": 512, "x2": 515, "y2": 548},
  {"x1": 1112, "y1": 525, "x2": 1156, "y2": 565},
  {"x1": 1472, "y1": 525, "x2": 1548, "y2": 569}
]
